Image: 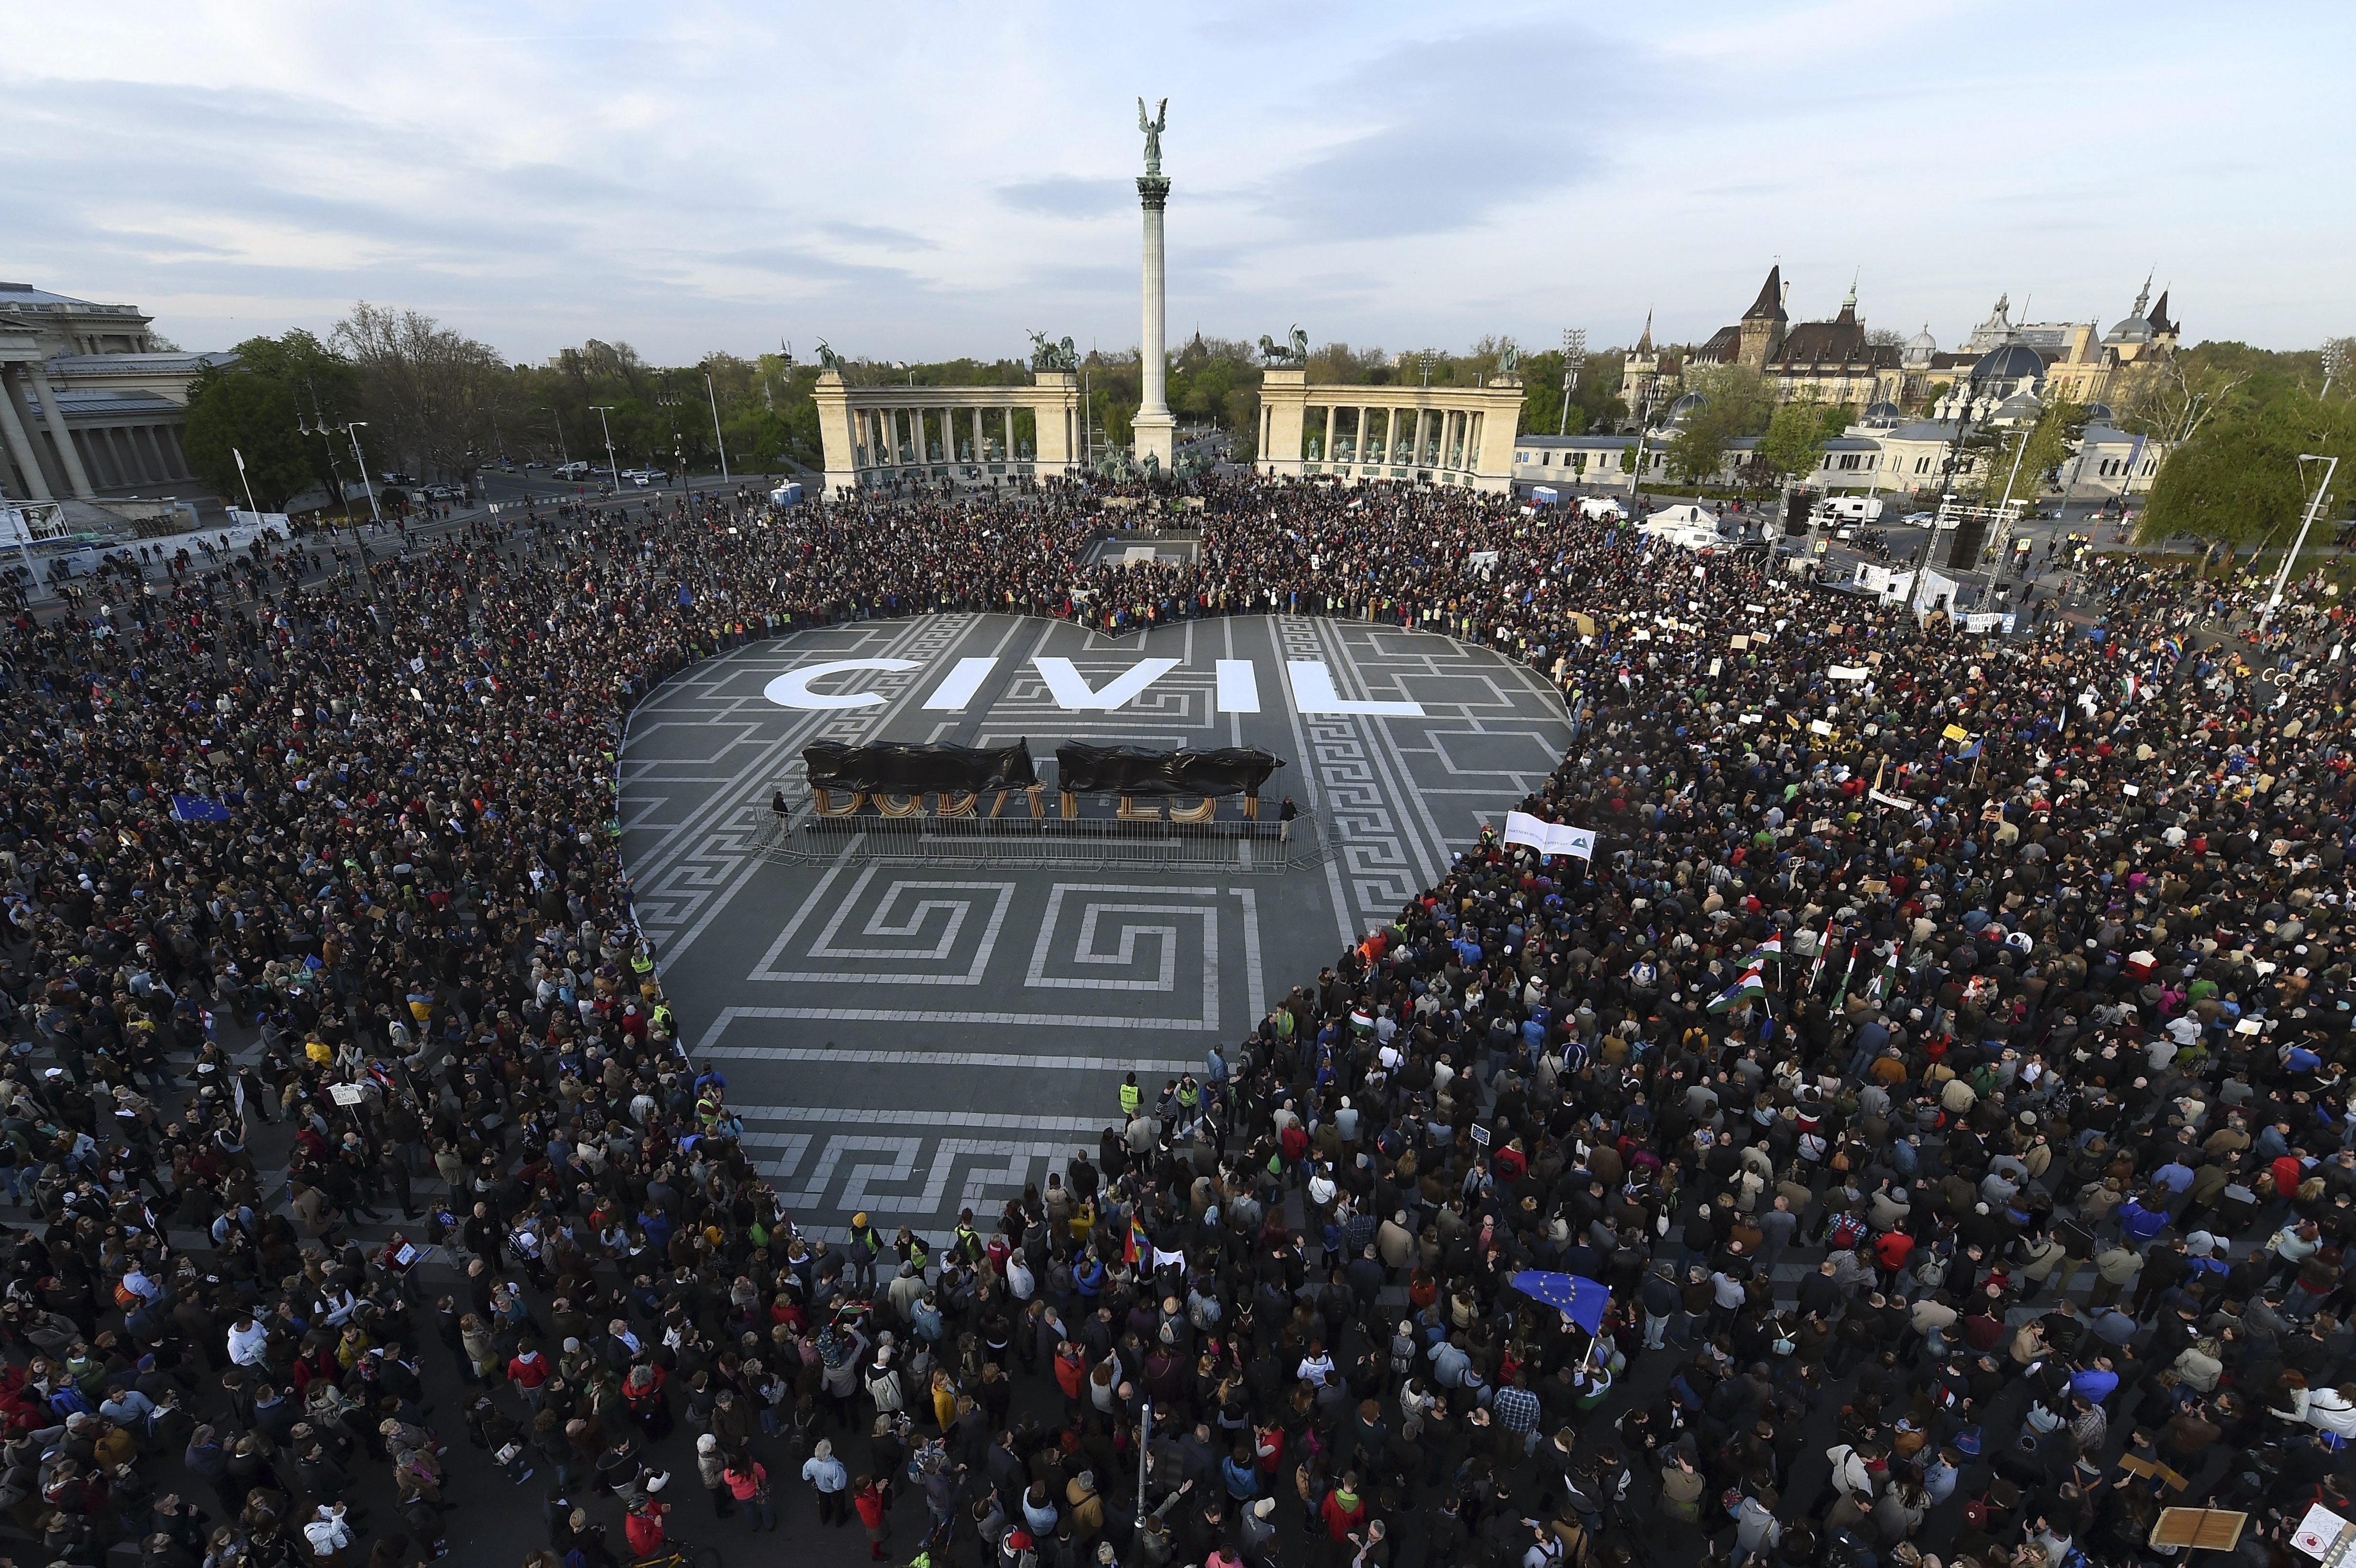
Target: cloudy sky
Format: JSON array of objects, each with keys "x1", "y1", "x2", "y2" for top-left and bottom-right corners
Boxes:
[{"x1": 5, "y1": 1, "x2": 2347, "y2": 367}]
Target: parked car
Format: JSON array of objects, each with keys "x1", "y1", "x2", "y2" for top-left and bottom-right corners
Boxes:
[
  {"x1": 1900, "y1": 511, "x2": 1937, "y2": 527},
  {"x1": 555, "y1": 461, "x2": 592, "y2": 480}
]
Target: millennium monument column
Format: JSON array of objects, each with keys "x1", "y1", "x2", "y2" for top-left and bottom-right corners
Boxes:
[{"x1": 1131, "y1": 96, "x2": 1176, "y2": 476}]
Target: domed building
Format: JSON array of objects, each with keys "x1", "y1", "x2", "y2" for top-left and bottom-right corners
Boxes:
[
  {"x1": 2044, "y1": 277, "x2": 2181, "y2": 405},
  {"x1": 1932, "y1": 340, "x2": 2049, "y2": 423},
  {"x1": 1663, "y1": 390, "x2": 1707, "y2": 426},
  {"x1": 1860, "y1": 400, "x2": 1903, "y2": 428}
]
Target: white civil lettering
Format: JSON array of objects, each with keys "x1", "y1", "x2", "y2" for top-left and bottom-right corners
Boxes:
[
  {"x1": 922, "y1": 657, "x2": 999, "y2": 712},
  {"x1": 1285, "y1": 660, "x2": 1424, "y2": 717},
  {"x1": 1031, "y1": 656, "x2": 1181, "y2": 711},
  {"x1": 1215, "y1": 659, "x2": 1261, "y2": 714},
  {"x1": 763, "y1": 658, "x2": 919, "y2": 711}
]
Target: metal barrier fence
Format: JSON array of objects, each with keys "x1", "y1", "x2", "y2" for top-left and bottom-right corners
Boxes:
[{"x1": 756, "y1": 794, "x2": 1323, "y2": 872}]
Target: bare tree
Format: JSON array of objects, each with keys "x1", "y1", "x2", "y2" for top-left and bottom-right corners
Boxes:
[
  {"x1": 332, "y1": 302, "x2": 512, "y2": 479},
  {"x1": 2116, "y1": 352, "x2": 2243, "y2": 449}
]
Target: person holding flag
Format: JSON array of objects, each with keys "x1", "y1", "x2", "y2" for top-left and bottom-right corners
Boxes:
[{"x1": 1708, "y1": 936, "x2": 1781, "y2": 1016}]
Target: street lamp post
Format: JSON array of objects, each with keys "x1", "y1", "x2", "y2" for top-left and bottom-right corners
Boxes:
[
  {"x1": 589, "y1": 406, "x2": 621, "y2": 490},
  {"x1": 1906, "y1": 370, "x2": 1989, "y2": 607},
  {"x1": 348, "y1": 424, "x2": 380, "y2": 525},
  {"x1": 540, "y1": 407, "x2": 569, "y2": 468},
  {"x1": 1625, "y1": 387, "x2": 1660, "y2": 503},
  {"x1": 2260, "y1": 454, "x2": 2342, "y2": 633},
  {"x1": 296, "y1": 408, "x2": 381, "y2": 526},
  {"x1": 300, "y1": 382, "x2": 347, "y2": 523}
]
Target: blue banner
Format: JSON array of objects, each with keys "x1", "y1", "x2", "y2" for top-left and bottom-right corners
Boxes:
[{"x1": 171, "y1": 795, "x2": 232, "y2": 824}]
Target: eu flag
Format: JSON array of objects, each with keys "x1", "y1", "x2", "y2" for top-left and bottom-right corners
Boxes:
[
  {"x1": 171, "y1": 795, "x2": 232, "y2": 824},
  {"x1": 1510, "y1": 1270, "x2": 1611, "y2": 1334}
]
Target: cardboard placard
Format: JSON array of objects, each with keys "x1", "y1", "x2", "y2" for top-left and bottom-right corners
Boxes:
[{"x1": 2150, "y1": 1509, "x2": 2246, "y2": 1552}]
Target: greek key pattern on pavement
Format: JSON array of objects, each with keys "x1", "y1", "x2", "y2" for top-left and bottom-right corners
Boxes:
[
  {"x1": 629, "y1": 615, "x2": 972, "y2": 948},
  {"x1": 1275, "y1": 617, "x2": 1418, "y2": 923}
]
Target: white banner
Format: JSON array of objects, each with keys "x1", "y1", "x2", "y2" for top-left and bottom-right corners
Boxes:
[{"x1": 1504, "y1": 811, "x2": 1597, "y2": 860}]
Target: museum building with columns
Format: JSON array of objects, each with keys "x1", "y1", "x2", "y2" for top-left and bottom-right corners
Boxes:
[{"x1": 0, "y1": 283, "x2": 233, "y2": 505}]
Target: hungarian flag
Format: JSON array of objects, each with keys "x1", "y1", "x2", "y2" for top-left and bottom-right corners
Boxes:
[
  {"x1": 1864, "y1": 944, "x2": 1902, "y2": 1008},
  {"x1": 1709, "y1": 953, "x2": 1769, "y2": 1015}
]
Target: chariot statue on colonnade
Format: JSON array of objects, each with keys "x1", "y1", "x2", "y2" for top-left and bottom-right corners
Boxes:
[
  {"x1": 1027, "y1": 331, "x2": 1080, "y2": 373},
  {"x1": 1259, "y1": 327, "x2": 1309, "y2": 367}
]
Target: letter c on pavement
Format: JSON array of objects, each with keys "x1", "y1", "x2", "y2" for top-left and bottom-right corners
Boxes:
[{"x1": 763, "y1": 658, "x2": 919, "y2": 710}]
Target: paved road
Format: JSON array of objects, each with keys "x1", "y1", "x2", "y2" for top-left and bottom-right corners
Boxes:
[{"x1": 618, "y1": 612, "x2": 1575, "y2": 1241}]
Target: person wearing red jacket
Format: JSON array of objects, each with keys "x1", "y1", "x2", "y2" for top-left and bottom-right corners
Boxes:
[
  {"x1": 1319, "y1": 1472, "x2": 1367, "y2": 1542},
  {"x1": 1874, "y1": 1227, "x2": 1915, "y2": 1291},
  {"x1": 854, "y1": 1474, "x2": 889, "y2": 1559},
  {"x1": 624, "y1": 1494, "x2": 669, "y2": 1557},
  {"x1": 505, "y1": 1340, "x2": 551, "y2": 1406}
]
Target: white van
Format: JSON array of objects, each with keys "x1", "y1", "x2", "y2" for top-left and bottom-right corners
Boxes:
[
  {"x1": 1639, "y1": 521, "x2": 1725, "y2": 554},
  {"x1": 1814, "y1": 495, "x2": 1884, "y2": 524},
  {"x1": 554, "y1": 461, "x2": 592, "y2": 480}
]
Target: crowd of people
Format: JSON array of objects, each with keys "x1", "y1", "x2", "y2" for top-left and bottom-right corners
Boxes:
[{"x1": 0, "y1": 468, "x2": 2351, "y2": 1568}]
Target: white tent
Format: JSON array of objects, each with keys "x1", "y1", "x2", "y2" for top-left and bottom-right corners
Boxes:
[{"x1": 1641, "y1": 503, "x2": 1719, "y2": 529}]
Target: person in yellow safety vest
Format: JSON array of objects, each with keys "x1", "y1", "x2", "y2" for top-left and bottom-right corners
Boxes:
[
  {"x1": 1119, "y1": 1071, "x2": 1141, "y2": 1118},
  {"x1": 695, "y1": 1088, "x2": 723, "y2": 1131},
  {"x1": 846, "y1": 1213, "x2": 882, "y2": 1297}
]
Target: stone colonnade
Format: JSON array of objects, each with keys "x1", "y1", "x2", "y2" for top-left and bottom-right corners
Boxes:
[{"x1": 0, "y1": 359, "x2": 194, "y2": 502}]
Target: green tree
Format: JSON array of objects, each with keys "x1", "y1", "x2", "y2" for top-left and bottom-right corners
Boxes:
[
  {"x1": 1757, "y1": 394, "x2": 1837, "y2": 481},
  {"x1": 182, "y1": 370, "x2": 314, "y2": 509},
  {"x1": 2139, "y1": 387, "x2": 2356, "y2": 549},
  {"x1": 1680, "y1": 365, "x2": 1773, "y2": 437},
  {"x1": 1666, "y1": 404, "x2": 1736, "y2": 484},
  {"x1": 1977, "y1": 397, "x2": 2089, "y2": 505}
]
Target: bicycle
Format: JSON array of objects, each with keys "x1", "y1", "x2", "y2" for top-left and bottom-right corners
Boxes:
[{"x1": 631, "y1": 1545, "x2": 724, "y2": 1568}]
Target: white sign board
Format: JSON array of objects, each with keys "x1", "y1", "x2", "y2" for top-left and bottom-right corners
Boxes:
[
  {"x1": 2294, "y1": 1503, "x2": 2349, "y2": 1561},
  {"x1": 1503, "y1": 811, "x2": 1598, "y2": 861}
]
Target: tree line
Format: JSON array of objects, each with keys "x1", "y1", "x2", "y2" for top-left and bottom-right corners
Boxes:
[{"x1": 177, "y1": 302, "x2": 2352, "y2": 542}]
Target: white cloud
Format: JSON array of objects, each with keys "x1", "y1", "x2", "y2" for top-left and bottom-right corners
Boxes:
[{"x1": 2, "y1": 0, "x2": 2348, "y2": 362}]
